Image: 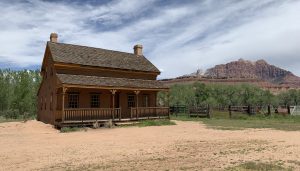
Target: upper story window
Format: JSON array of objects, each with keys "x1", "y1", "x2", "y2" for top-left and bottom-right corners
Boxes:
[
  {"x1": 90, "y1": 93, "x2": 100, "y2": 108},
  {"x1": 128, "y1": 94, "x2": 135, "y2": 108},
  {"x1": 68, "y1": 93, "x2": 79, "y2": 108}
]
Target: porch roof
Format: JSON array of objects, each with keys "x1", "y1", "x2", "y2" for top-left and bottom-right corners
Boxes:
[{"x1": 57, "y1": 74, "x2": 168, "y2": 90}]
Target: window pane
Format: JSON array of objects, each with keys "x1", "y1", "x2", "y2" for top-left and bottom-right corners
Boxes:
[
  {"x1": 68, "y1": 93, "x2": 79, "y2": 108},
  {"x1": 90, "y1": 94, "x2": 100, "y2": 108},
  {"x1": 143, "y1": 95, "x2": 149, "y2": 107},
  {"x1": 128, "y1": 95, "x2": 135, "y2": 108}
]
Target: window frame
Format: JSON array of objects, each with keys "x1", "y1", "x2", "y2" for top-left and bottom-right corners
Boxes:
[
  {"x1": 44, "y1": 97, "x2": 46, "y2": 110},
  {"x1": 127, "y1": 94, "x2": 136, "y2": 108},
  {"x1": 90, "y1": 93, "x2": 100, "y2": 108},
  {"x1": 40, "y1": 98, "x2": 43, "y2": 110},
  {"x1": 50, "y1": 92, "x2": 53, "y2": 111},
  {"x1": 68, "y1": 92, "x2": 79, "y2": 108}
]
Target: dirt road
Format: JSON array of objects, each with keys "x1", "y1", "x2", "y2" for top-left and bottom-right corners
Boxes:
[{"x1": 0, "y1": 120, "x2": 299, "y2": 170}]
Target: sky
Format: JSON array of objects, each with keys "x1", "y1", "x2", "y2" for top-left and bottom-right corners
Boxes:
[{"x1": 0, "y1": 0, "x2": 300, "y2": 78}]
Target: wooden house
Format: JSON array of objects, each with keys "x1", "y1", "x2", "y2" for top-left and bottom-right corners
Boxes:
[{"x1": 37, "y1": 33, "x2": 169, "y2": 127}]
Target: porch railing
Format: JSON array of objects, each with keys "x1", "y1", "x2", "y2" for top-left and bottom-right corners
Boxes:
[
  {"x1": 131, "y1": 107, "x2": 170, "y2": 119},
  {"x1": 58, "y1": 107, "x2": 170, "y2": 123},
  {"x1": 63, "y1": 108, "x2": 121, "y2": 122}
]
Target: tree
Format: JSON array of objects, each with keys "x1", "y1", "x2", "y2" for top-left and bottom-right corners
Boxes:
[{"x1": 194, "y1": 82, "x2": 209, "y2": 105}]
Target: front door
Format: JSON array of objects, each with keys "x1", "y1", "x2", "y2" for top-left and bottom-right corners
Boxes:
[{"x1": 115, "y1": 93, "x2": 120, "y2": 108}]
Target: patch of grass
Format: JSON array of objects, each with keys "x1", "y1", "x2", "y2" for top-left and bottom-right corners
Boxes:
[
  {"x1": 60, "y1": 127, "x2": 83, "y2": 133},
  {"x1": 171, "y1": 112, "x2": 300, "y2": 131},
  {"x1": 225, "y1": 161, "x2": 292, "y2": 171},
  {"x1": 137, "y1": 119, "x2": 176, "y2": 127},
  {"x1": 0, "y1": 116, "x2": 24, "y2": 123}
]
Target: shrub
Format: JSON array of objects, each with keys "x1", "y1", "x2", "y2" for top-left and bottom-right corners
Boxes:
[
  {"x1": 104, "y1": 119, "x2": 114, "y2": 128},
  {"x1": 60, "y1": 127, "x2": 80, "y2": 133},
  {"x1": 92, "y1": 121, "x2": 100, "y2": 129}
]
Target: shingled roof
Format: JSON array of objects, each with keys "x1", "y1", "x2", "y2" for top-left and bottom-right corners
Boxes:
[
  {"x1": 48, "y1": 42, "x2": 160, "y2": 73},
  {"x1": 57, "y1": 74, "x2": 168, "y2": 90}
]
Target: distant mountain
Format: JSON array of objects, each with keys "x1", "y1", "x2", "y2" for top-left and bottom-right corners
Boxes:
[
  {"x1": 204, "y1": 59, "x2": 300, "y2": 86},
  {"x1": 161, "y1": 59, "x2": 300, "y2": 93}
]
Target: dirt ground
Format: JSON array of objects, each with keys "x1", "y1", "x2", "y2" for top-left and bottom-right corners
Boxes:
[{"x1": 0, "y1": 120, "x2": 300, "y2": 171}]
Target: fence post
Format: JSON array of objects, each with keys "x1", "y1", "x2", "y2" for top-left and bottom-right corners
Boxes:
[
  {"x1": 268, "y1": 105, "x2": 271, "y2": 115},
  {"x1": 207, "y1": 104, "x2": 211, "y2": 118},
  {"x1": 229, "y1": 105, "x2": 232, "y2": 119},
  {"x1": 287, "y1": 105, "x2": 291, "y2": 115},
  {"x1": 247, "y1": 105, "x2": 250, "y2": 115}
]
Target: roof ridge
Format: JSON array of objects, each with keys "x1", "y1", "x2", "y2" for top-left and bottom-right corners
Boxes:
[{"x1": 47, "y1": 41, "x2": 140, "y2": 57}]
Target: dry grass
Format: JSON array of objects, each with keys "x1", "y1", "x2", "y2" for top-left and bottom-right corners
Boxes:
[
  {"x1": 225, "y1": 161, "x2": 293, "y2": 171},
  {"x1": 0, "y1": 120, "x2": 300, "y2": 170}
]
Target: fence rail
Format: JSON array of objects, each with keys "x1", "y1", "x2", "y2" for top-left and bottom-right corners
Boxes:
[
  {"x1": 130, "y1": 107, "x2": 170, "y2": 119},
  {"x1": 189, "y1": 105, "x2": 211, "y2": 118}
]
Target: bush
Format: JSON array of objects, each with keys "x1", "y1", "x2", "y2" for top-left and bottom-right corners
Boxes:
[
  {"x1": 138, "y1": 119, "x2": 176, "y2": 127},
  {"x1": 104, "y1": 119, "x2": 114, "y2": 128},
  {"x1": 0, "y1": 109, "x2": 19, "y2": 119},
  {"x1": 92, "y1": 121, "x2": 100, "y2": 129},
  {"x1": 60, "y1": 127, "x2": 81, "y2": 133}
]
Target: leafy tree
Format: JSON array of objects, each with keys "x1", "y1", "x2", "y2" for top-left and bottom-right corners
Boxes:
[{"x1": 0, "y1": 69, "x2": 41, "y2": 119}]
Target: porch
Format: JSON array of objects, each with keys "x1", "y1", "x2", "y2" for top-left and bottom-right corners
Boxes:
[
  {"x1": 54, "y1": 85, "x2": 169, "y2": 127},
  {"x1": 55, "y1": 107, "x2": 170, "y2": 126}
]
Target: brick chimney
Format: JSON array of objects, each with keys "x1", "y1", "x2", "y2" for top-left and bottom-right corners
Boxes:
[
  {"x1": 133, "y1": 44, "x2": 143, "y2": 56},
  {"x1": 50, "y1": 33, "x2": 58, "y2": 43}
]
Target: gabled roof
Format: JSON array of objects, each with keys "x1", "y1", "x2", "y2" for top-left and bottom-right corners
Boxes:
[
  {"x1": 57, "y1": 74, "x2": 167, "y2": 90},
  {"x1": 47, "y1": 42, "x2": 160, "y2": 73}
]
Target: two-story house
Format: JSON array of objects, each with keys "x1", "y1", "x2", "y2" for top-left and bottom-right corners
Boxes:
[{"x1": 37, "y1": 33, "x2": 169, "y2": 127}]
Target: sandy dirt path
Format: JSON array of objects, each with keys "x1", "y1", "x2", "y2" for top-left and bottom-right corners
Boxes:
[{"x1": 0, "y1": 120, "x2": 299, "y2": 171}]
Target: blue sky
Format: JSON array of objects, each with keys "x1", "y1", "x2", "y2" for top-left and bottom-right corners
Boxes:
[{"x1": 0, "y1": 0, "x2": 300, "y2": 78}]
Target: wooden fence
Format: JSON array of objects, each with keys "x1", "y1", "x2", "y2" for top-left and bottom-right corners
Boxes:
[
  {"x1": 130, "y1": 107, "x2": 170, "y2": 119},
  {"x1": 189, "y1": 105, "x2": 211, "y2": 118},
  {"x1": 170, "y1": 105, "x2": 187, "y2": 115}
]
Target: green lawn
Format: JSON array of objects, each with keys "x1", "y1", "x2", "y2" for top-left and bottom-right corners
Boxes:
[
  {"x1": 119, "y1": 119, "x2": 176, "y2": 128},
  {"x1": 137, "y1": 119, "x2": 176, "y2": 127},
  {"x1": 171, "y1": 111, "x2": 300, "y2": 131}
]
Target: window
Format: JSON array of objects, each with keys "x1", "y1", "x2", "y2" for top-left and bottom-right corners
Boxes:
[
  {"x1": 50, "y1": 93, "x2": 53, "y2": 110},
  {"x1": 142, "y1": 95, "x2": 149, "y2": 107},
  {"x1": 68, "y1": 93, "x2": 79, "y2": 108},
  {"x1": 127, "y1": 94, "x2": 135, "y2": 108},
  {"x1": 90, "y1": 93, "x2": 100, "y2": 108},
  {"x1": 44, "y1": 97, "x2": 46, "y2": 110},
  {"x1": 40, "y1": 98, "x2": 43, "y2": 110}
]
